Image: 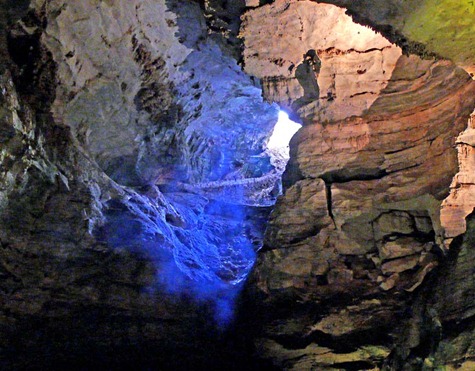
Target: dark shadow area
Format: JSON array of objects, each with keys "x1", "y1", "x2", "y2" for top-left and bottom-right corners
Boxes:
[
  {"x1": 294, "y1": 49, "x2": 321, "y2": 108},
  {"x1": 385, "y1": 210, "x2": 475, "y2": 368},
  {"x1": 0, "y1": 308, "x2": 279, "y2": 370}
]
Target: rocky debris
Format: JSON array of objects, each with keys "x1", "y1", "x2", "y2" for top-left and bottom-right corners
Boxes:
[
  {"x1": 385, "y1": 212, "x2": 475, "y2": 369},
  {"x1": 256, "y1": 338, "x2": 390, "y2": 370}
]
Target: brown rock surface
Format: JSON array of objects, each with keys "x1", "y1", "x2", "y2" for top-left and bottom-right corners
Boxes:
[
  {"x1": 241, "y1": 0, "x2": 402, "y2": 122},
  {"x1": 242, "y1": 1, "x2": 475, "y2": 368},
  {"x1": 441, "y1": 110, "x2": 475, "y2": 246},
  {"x1": 317, "y1": 0, "x2": 475, "y2": 76}
]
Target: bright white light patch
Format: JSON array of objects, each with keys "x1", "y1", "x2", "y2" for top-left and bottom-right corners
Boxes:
[{"x1": 266, "y1": 111, "x2": 302, "y2": 154}]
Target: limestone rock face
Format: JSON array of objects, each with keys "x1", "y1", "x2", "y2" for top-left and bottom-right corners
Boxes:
[
  {"x1": 441, "y1": 110, "x2": 475, "y2": 246},
  {"x1": 431, "y1": 214, "x2": 475, "y2": 365},
  {"x1": 241, "y1": 0, "x2": 475, "y2": 368},
  {"x1": 386, "y1": 212, "x2": 475, "y2": 370},
  {"x1": 28, "y1": 0, "x2": 277, "y2": 186},
  {"x1": 317, "y1": 0, "x2": 475, "y2": 76},
  {"x1": 241, "y1": 1, "x2": 402, "y2": 123},
  {"x1": 0, "y1": 65, "x2": 235, "y2": 368},
  {"x1": 1, "y1": 0, "x2": 475, "y2": 369}
]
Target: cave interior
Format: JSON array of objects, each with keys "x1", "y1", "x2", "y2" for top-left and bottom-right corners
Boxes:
[{"x1": 0, "y1": 0, "x2": 475, "y2": 370}]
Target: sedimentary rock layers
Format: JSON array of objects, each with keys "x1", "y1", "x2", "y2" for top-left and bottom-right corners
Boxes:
[
  {"x1": 1, "y1": 0, "x2": 475, "y2": 368},
  {"x1": 241, "y1": 0, "x2": 402, "y2": 122},
  {"x1": 241, "y1": 0, "x2": 475, "y2": 368},
  {"x1": 317, "y1": 0, "x2": 475, "y2": 76}
]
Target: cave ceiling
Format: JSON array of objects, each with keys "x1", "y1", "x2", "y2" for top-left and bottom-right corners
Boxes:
[{"x1": 316, "y1": 0, "x2": 475, "y2": 76}]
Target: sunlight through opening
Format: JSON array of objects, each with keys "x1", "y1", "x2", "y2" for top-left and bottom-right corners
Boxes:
[
  {"x1": 266, "y1": 110, "x2": 302, "y2": 170},
  {"x1": 267, "y1": 111, "x2": 302, "y2": 152}
]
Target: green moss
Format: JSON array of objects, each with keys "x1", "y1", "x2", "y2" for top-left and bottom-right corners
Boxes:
[
  {"x1": 435, "y1": 340, "x2": 459, "y2": 363},
  {"x1": 422, "y1": 357, "x2": 449, "y2": 371},
  {"x1": 403, "y1": 0, "x2": 475, "y2": 70},
  {"x1": 359, "y1": 345, "x2": 390, "y2": 359}
]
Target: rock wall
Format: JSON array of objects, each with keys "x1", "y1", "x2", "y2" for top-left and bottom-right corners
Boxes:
[
  {"x1": 241, "y1": 1, "x2": 402, "y2": 122},
  {"x1": 27, "y1": 0, "x2": 277, "y2": 186},
  {"x1": 316, "y1": 0, "x2": 475, "y2": 76},
  {"x1": 241, "y1": 0, "x2": 475, "y2": 369},
  {"x1": 441, "y1": 110, "x2": 475, "y2": 247},
  {"x1": 0, "y1": 0, "x2": 280, "y2": 368}
]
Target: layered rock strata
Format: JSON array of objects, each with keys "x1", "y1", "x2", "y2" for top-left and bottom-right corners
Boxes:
[
  {"x1": 241, "y1": 1, "x2": 402, "y2": 123},
  {"x1": 1, "y1": 0, "x2": 475, "y2": 369},
  {"x1": 241, "y1": 0, "x2": 475, "y2": 368},
  {"x1": 317, "y1": 0, "x2": 475, "y2": 76},
  {"x1": 386, "y1": 211, "x2": 475, "y2": 369}
]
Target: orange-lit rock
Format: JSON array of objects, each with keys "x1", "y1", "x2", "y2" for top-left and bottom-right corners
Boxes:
[
  {"x1": 241, "y1": 0, "x2": 402, "y2": 122},
  {"x1": 441, "y1": 110, "x2": 475, "y2": 246},
  {"x1": 242, "y1": 1, "x2": 475, "y2": 368}
]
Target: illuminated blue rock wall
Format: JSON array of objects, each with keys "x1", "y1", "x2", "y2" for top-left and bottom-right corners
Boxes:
[
  {"x1": 86, "y1": 0, "x2": 283, "y2": 325},
  {"x1": 0, "y1": 0, "x2": 296, "y2": 367}
]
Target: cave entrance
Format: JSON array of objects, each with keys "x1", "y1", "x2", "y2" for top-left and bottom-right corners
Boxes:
[
  {"x1": 266, "y1": 110, "x2": 302, "y2": 173},
  {"x1": 151, "y1": 107, "x2": 302, "y2": 325}
]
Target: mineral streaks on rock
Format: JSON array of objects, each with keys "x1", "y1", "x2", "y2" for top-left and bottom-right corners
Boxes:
[
  {"x1": 441, "y1": 110, "x2": 475, "y2": 247},
  {"x1": 241, "y1": 0, "x2": 402, "y2": 122}
]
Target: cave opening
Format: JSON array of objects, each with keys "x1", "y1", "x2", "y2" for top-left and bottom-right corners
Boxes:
[
  {"x1": 265, "y1": 110, "x2": 302, "y2": 172},
  {"x1": 150, "y1": 106, "x2": 302, "y2": 327}
]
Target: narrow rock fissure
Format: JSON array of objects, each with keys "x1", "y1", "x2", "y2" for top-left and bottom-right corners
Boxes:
[
  {"x1": 320, "y1": 169, "x2": 388, "y2": 184},
  {"x1": 324, "y1": 180, "x2": 337, "y2": 230}
]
